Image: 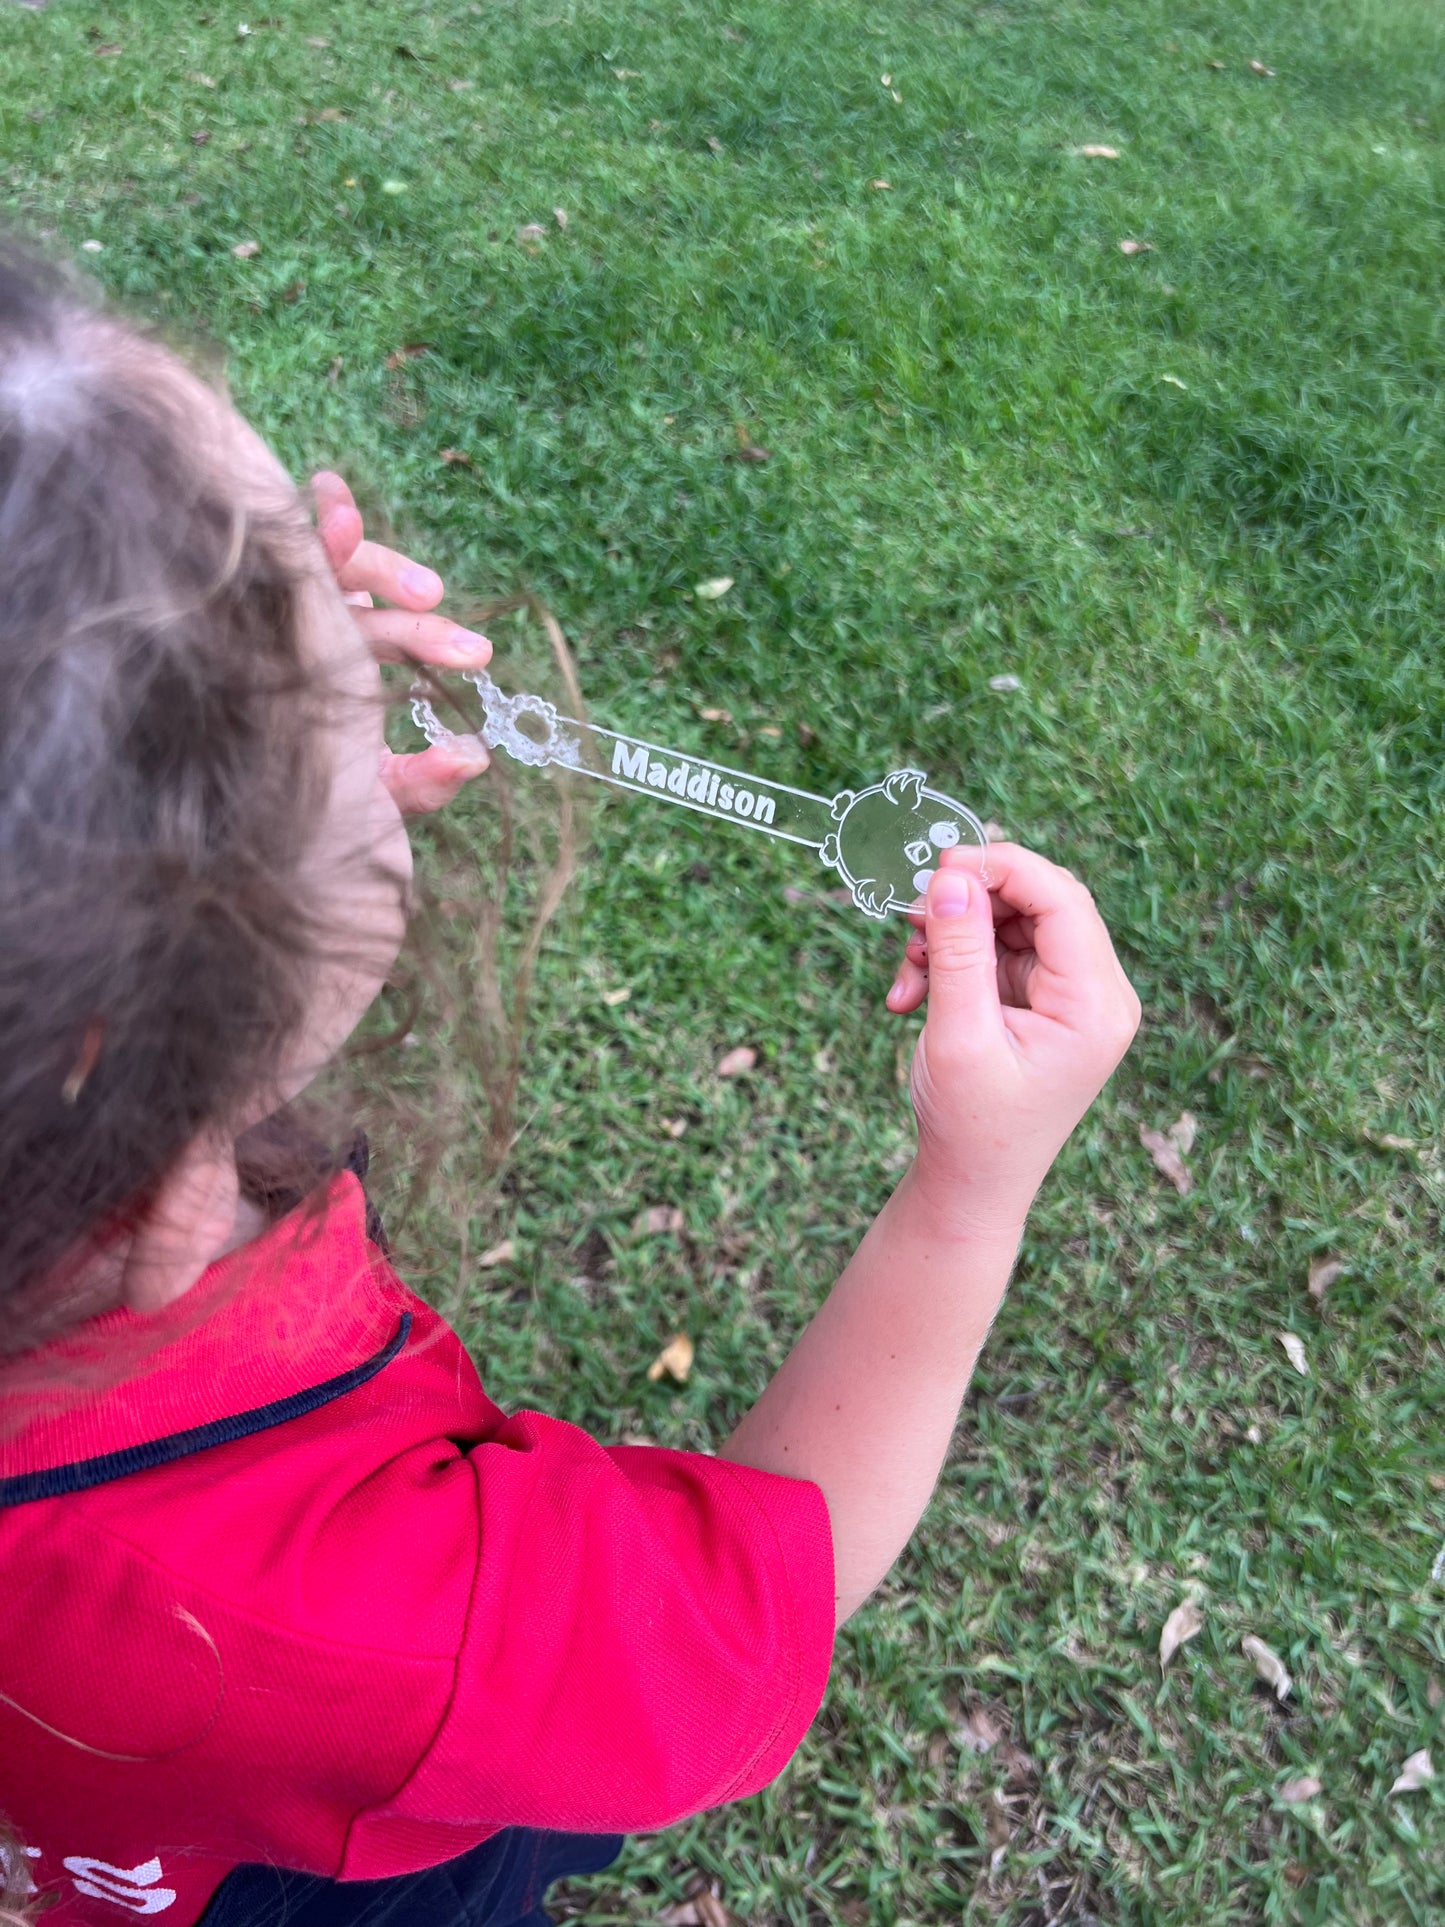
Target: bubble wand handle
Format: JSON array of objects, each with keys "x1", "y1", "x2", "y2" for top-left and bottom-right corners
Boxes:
[{"x1": 411, "y1": 670, "x2": 987, "y2": 920}]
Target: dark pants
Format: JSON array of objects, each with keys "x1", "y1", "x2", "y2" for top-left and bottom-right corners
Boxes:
[{"x1": 199, "y1": 1830, "x2": 624, "y2": 1927}]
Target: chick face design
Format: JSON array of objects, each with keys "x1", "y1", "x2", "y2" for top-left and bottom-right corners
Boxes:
[{"x1": 819, "y1": 769, "x2": 987, "y2": 919}]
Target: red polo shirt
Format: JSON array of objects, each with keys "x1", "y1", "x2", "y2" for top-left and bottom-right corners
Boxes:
[{"x1": 0, "y1": 1175, "x2": 834, "y2": 1925}]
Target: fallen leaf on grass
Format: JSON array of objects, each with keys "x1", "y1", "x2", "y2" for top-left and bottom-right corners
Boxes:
[
  {"x1": 384, "y1": 343, "x2": 431, "y2": 369},
  {"x1": 1140, "y1": 1120, "x2": 1195, "y2": 1195},
  {"x1": 695, "y1": 576, "x2": 734, "y2": 600},
  {"x1": 706, "y1": 136, "x2": 724, "y2": 154},
  {"x1": 1308, "y1": 1256, "x2": 1345, "y2": 1300},
  {"x1": 647, "y1": 1332, "x2": 695, "y2": 1383},
  {"x1": 1278, "y1": 1331, "x2": 1309, "y2": 1376},
  {"x1": 661, "y1": 1117, "x2": 688, "y2": 1139},
  {"x1": 959, "y1": 1708, "x2": 1003, "y2": 1754},
  {"x1": 1206, "y1": 59, "x2": 1227, "y2": 71},
  {"x1": 92, "y1": 41, "x2": 123, "y2": 57},
  {"x1": 697, "y1": 706, "x2": 733, "y2": 724},
  {"x1": 282, "y1": 277, "x2": 306, "y2": 303},
  {"x1": 868, "y1": 179, "x2": 892, "y2": 191},
  {"x1": 716, "y1": 1045, "x2": 757, "y2": 1077},
  {"x1": 1390, "y1": 1750, "x2": 1434, "y2": 1794},
  {"x1": 635, "y1": 1205, "x2": 685, "y2": 1237},
  {"x1": 516, "y1": 223, "x2": 547, "y2": 245},
  {"x1": 188, "y1": 70, "x2": 217, "y2": 86},
  {"x1": 1366, "y1": 1129, "x2": 1417, "y2": 1152},
  {"x1": 1249, "y1": 59, "x2": 1276, "y2": 77},
  {"x1": 478, "y1": 1238, "x2": 516, "y2": 1269},
  {"x1": 1160, "y1": 1598, "x2": 1204, "y2": 1669},
  {"x1": 601, "y1": 986, "x2": 631, "y2": 1006},
  {"x1": 734, "y1": 424, "x2": 772, "y2": 463},
  {"x1": 1242, "y1": 1634, "x2": 1292, "y2": 1701},
  {"x1": 553, "y1": 207, "x2": 569, "y2": 230},
  {"x1": 231, "y1": 241, "x2": 261, "y2": 258},
  {"x1": 1075, "y1": 144, "x2": 1120, "y2": 159},
  {"x1": 989, "y1": 673, "x2": 1023, "y2": 693},
  {"x1": 1170, "y1": 1110, "x2": 1199, "y2": 1153},
  {"x1": 1119, "y1": 238, "x2": 1153, "y2": 255},
  {"x1": 611, "y1": 67, "x2": 642, "y2": 79},
  {"x1": 439, "y1": 447, "x2": 472, "y2": 466},
  {"x1": 1279, "y1": 1775, "x2": 1322, "y2": 1803}
]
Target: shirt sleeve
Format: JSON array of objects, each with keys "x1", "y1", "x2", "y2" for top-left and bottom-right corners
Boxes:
[{"x1": 365, "y1": 1410, "x2": 834, "y2": 1840}]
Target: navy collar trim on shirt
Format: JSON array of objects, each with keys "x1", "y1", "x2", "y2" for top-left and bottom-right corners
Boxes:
[{"x1": 0, "y1": 1312, "x2": 411, "y2": 1509}]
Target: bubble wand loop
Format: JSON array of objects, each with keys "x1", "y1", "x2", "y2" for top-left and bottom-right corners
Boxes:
[{"x1": 412, "y1": 670, "x2": 987, "y2": 920}]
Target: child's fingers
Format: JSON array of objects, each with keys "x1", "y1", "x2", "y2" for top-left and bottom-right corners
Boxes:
[
  {"x1": 353, "y1": 608, "x2": 492, "y2": 668},
  {"x1": 379, "y1": 743, "x2": 489, "y2": 816},
  {"x1": 336, "y1": 537, "x2": 445, "y2": 611},
  {"x1": 885, "y1": 950, "x2": 929, "y2": 1014},
  {"x1": 312, "y1": 471, "x2": 364, "y2": 575}
]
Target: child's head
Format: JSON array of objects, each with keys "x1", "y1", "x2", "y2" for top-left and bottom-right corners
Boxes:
[{"x1": 0, "y1": 239, "x2": 411, "y2": 1345}]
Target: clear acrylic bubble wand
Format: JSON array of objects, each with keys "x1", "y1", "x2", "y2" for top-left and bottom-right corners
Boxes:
[{"x1": 411, "y1": 670, "x2": 987, "y2": 920}]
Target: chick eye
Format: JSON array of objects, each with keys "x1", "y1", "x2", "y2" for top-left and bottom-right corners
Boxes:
[
  {"x1": 903, "y1": 838, "x2": 932, "y2": 866},
  {"x1": 929, "y1": 820, "x2": 961, "y2": 849}
]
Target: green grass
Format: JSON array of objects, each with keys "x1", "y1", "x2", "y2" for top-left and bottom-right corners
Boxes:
[{"x1": 5, "y1": 0, "x2": 1445, "y2": 1919}]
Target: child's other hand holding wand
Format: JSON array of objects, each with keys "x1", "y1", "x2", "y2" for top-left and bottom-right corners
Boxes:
[{"x1": 722, "y1": 844, "x2": 1140, "y2": 1625}]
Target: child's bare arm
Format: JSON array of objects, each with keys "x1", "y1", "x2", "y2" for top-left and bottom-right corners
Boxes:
[{"x1": 721, "y1": 845, "x2": 1140, "y2": 1625}]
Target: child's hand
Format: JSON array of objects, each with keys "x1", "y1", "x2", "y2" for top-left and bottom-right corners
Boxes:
[
  {"x1": 311, "y1": 470, "x2": 493, "y2": 816},
  {"x1": 886, "y1": 843, "x2": 1140, "y2": 1234}
]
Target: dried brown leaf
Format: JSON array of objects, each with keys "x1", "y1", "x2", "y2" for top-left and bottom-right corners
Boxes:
[
  {"x1": 1278, "y1": 1331, "x2": 1309, "y2": 1376},
  {"x1": 646, "y1": 1332, "x2": 695, "y2": 1383},
  {"x1": 1394, "y1": 1757, "x2": 1441, "y2": 1795},
  {"x1": 191, "y1": 129, "x2": 211, "y2": 145},
  {"x1": 716, "y1": 1045, "x2": 757, "y2": 1077},
  {"x1": 439, "y1": 447, "x2": 473, "y2": 466},
  {"x1": 635, "y1": 1205, "x2": 685, "y2": 1237},
  {"x1": 657, "y1": 1906, "x2": 700, "y2": 1926},
  {"x1": 1390, "y1": 1750, "x2": 1434, "y2": 1795},
  {"x1": 1159, "y1": 1598, "x2": 1204, "y2": 1669},
  {"x1": 1242, "y1": 1634, "x2": 1292, "y2": 1700},
  {"x1": 692, "y1": 1894, "x2": 731, "y2": 1927},
  {"x1": 1308, "y1": 1256, "x2": 1344, "y2": 1300},
  {"x1": 1279, "y1": 1776, "x2": 1322, "y2": 1804},
  {"x1": 478, "y1": 1238, "x2": 516, "y2": 1269},
  {"x1": 698, "y1": 706, "x2": 733, "y2": 724},
  {"x1": 959, "y1": 1708, "x2": 1003, "y2": 1755},
  {"x1": 1140, "y1": 1123, "x2": 1194, "y2": 1195}
]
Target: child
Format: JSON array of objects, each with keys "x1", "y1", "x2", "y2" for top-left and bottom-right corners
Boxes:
[{"x1": 0, "y1": 238, "x2": 1140, "y2": 1927}]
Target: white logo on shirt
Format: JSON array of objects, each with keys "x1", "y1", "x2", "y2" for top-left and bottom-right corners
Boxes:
[{"x1": 62, "y1": 1859, "x2": 177, "y2": 1915}]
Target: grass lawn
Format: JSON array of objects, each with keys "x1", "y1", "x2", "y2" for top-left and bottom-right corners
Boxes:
[{"x1": 4, "y1": 0, "x2": 1444, "y2": 1919}]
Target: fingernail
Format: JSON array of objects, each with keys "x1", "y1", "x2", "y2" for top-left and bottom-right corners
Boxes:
[
  {"x1": 451, "y1": 736, "x2": 490, "y2": 769},
  {"x1": 885, "y1": 977, "x2": 905, "y2": 1009},
  {"x1": 401, "y1": 564, "x2": 443, "y2": 601},
  {"x1": 930, "y1": 869, "x2": 971, "y2": 916},
  {"x1": 446, "y1": 626, "x2": 492, "y2": 662}
]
